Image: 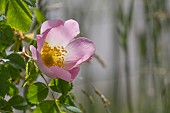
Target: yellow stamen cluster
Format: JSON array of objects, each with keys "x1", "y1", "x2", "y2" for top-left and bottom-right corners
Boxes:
[{"x1": 40, "y1": 42, "x2": 67, "y2": 68}]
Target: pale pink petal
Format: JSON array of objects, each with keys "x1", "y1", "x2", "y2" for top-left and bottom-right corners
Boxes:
[
  {"x1": 64, "y1": 19, "x2": 80, "y2": 38},
  {"x1": 64, "y1": 37, "x2": 95, "y2": 69},
  {"x1": 41, "y1": 20, "x2": 64, "y2": 33},
  {"x1": 69, "y1": 67, "x2": 80, "y2": 81},
  {"x1": 49, "y1": 66, "x2": 73, "y2": 82},
  {"x1": 33, "y1": 50, "x2": 75, "y2": 82},
  {"x1": 63, "y1": 61, "x2": 77, "y2": 70},
  {"x1": 36, "y1": 30, "x2": 49, "y2": 52},
  {"x1": 35, "y1": 55, "x2": 54, "y2": 79},
  {"x1": 45, "y1": 26, "x2": 72, "y2": 47},
  {"x1": 30, "y1": 45, "x2": 37, "y2": 60}
]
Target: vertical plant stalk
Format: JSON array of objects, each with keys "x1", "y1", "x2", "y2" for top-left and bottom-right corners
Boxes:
[
  {"x1": 112, "y1": 29, "x2": 121, "y2": 112},
  {"x1": 145, "y1": 0, "x2": 160, "y2": 100},
  {"x1": 124, "y1": 38, "x2": 133, "y2": 113},
  {"x1": 121, "y1": 0, "x2": 134, "y2": 112},
  {"x1": 125, "y1": 0, "x2": 134, "y2": 112}
]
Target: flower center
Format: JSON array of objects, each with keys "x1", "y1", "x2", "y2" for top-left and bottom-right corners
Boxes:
[{"x1": 40, "y1": 42, "x2": 67, "y2": 68}]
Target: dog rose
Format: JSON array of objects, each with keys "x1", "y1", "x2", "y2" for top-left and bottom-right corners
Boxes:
[{"x1": 30, "y1": 19, "x2": 95, "y2": 82}]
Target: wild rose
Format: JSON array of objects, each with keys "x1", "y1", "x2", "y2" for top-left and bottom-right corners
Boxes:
[{"x1": 30, "y1": 19, "x2": 95, "y2": 82}]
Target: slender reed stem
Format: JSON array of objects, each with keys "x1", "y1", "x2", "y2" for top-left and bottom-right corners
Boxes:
[{"x1": 124, "y1": 47, "x2": 133, "y2": 113}]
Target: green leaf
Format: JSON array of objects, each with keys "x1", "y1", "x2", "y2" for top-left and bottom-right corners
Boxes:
[
  {"x1": 27, "y1": 82, "x2": 48, "y2": 104},
  {"x1": 0, "y1": 64, "x2": 10, "y2": 97},
  {"x1": 8, "y1": 95, "x2": 29, "y2": 110},
  {"x1": 23, "y1": 0, "x2": 36, "y2": 7},
  {"x1": 33, "y1": 100, "x2": 57, "y2": 113},
  {"x1": 49, "y1": 79, "x2": 73, "y2": 95},
  {"x1": 23, "y1": 60, "x2": 39, "y2": 87},
  {"x1": 6, "y1": 53, "x2": 25, "y2": 69},
  {"x1": 8, "y1": 83, "x2": 19, "y2": 97},
  {"x1": 61, "y1": 104, "x2": 82, "y2": 113},
  {"x1": 0, "y1": 0, "x2": 8, "y2": 14},
  {"x1": 59, "y1": 94, "x2": 80, "y2": 113},
  {"x1": 0, "y1": 21, "x2": 13, "y2": 44},
  {"x1": 0, "y1": 98, "x2": 12, "y2": 113},
  {"x1": 7, "y1": 64, "x2": 20, "y2": 80},
  {"x1": 6, "y1": 0, "x2": 32, "y2": 32},
  {"x1": 59, "y1": 94, "x2": 78, "y2": 107},
  {"x1": 0, "y1": 21, "x2": 14, "y2": 51},
  {"x1": 34, "y1": 8, "x2": 46, "y2": 24}
]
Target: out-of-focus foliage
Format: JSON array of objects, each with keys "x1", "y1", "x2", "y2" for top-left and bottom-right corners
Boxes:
[{"x1": 0, "y1": 0, "x2": 8, "y2": 14}]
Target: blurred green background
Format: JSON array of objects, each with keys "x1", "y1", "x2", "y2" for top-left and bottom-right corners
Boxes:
[{"x1": 42, "y1": 0, "x2": 170, "y2": 113}]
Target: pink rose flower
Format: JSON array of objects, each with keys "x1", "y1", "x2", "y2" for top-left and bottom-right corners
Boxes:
[{"x1": 30, "y1": 19, "x2": 95, "y2": 82}]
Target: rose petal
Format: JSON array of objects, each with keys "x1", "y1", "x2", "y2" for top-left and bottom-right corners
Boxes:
[
  {"x1": 33, "y1": 50, "x2": 75, "y2": 82},
  {"x1": 69, "y1": 67, "x2": 80, "y2": 81},
  {"x1": 41, "y1": 20, "x2": 64, "y2": 33},
  {"x1": 49, "y1": 66, "x2": 73, "y2": 82},
  {"x1": 64, "y1": 19, "x2": 80, "y2": 38},
  {"x1": 30, "y1": 45, "x2": 37, "y2": 60},
  {"x1": 63, "y1": 61, "x2": 77, "y2": 70},
  {"x1": 36, "y1": 30, "x2": 49, "y2": 52},
  {"x1": 45, "y1": 26, "x2": 73, "y2": 47},
  {"x1": 64, "y1": 37, "x2": 95, "y2": 69}
]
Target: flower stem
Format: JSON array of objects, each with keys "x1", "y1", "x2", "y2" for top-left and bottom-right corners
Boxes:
[
  {"x1": 40, "y1": 74, "x2": 62, "y2": 113},
  {"x1": 40, "y1": 74, "x2": 55, "y2": 99}
]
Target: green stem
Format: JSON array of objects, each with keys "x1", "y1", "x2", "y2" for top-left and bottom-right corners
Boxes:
[
  {"x1": 55, "y1": 100, "x2": 63, "y2": 113},
  {"x1": 40, "y1": 74, "x2": 62, "y2": 113},
  {"x1": 40, "y1": 74, "x2": 55, "y2": 99}
]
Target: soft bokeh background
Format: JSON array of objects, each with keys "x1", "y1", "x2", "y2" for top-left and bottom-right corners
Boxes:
[{"x1": 40, "y1": 0, "x2": 170, "y2": 113}]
